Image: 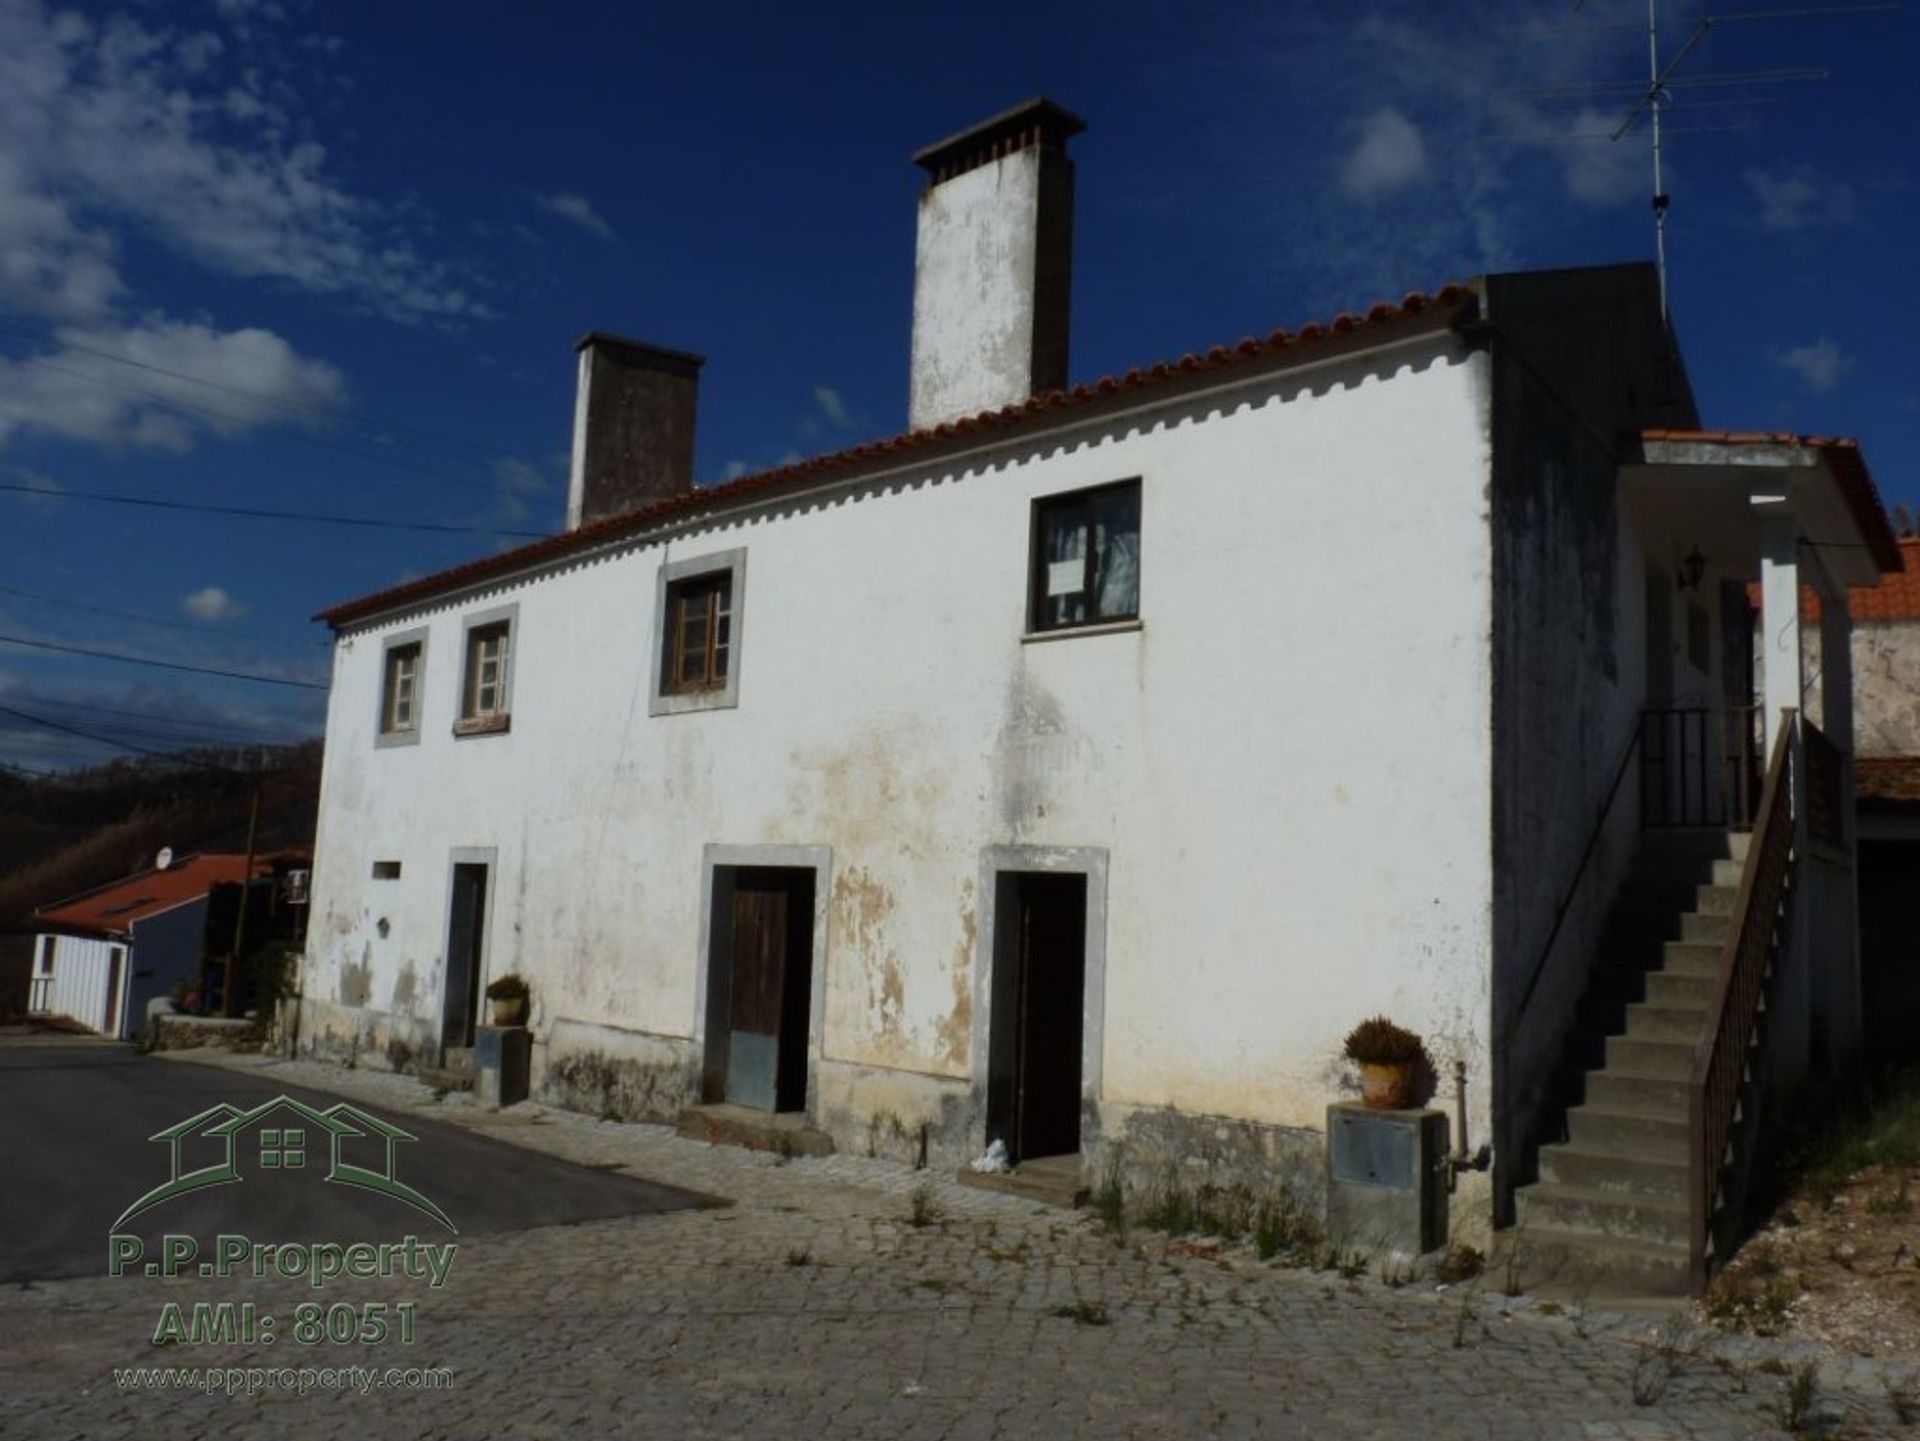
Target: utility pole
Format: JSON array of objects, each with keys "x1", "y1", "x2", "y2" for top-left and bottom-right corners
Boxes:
[{"x1": 226, "y1": 774, "x2": 261, "y2": 1019}]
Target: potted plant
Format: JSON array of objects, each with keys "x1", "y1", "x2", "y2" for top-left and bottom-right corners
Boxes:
[
  {"x1": 484, "y1": 973, "x2": 529, "y2": 1027},
  {"x1": 1342, "y1": 1015, "x2": 1432, "y2": 1111}
]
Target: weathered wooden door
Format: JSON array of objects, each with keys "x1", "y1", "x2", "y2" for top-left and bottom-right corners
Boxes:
[
  {"x1": 1001, "y1": 873, "x2": 1087, "y2": 1162},
  {"x1": 723, "y1": 868, "x2": 815, "y2": 1112},
  {"x1": 442, "y1": 863, "x2": 488, "y2": 1051}
]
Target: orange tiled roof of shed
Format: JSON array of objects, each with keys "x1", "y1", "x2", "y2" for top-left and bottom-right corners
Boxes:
[{"x1": 34, "y1": 853, "x2": 290, "y2": 938}]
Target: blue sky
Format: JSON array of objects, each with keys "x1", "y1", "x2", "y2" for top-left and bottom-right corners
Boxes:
[{"x1": 1, "y1": 0, "x2": 1914, "y2": 773}]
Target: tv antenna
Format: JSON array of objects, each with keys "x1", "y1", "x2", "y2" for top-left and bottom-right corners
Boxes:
[{"x1": 1499, "y1": 1, "x2": 1895, "y2": 321}]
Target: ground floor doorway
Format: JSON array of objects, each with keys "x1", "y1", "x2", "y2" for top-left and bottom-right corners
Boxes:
[{"x1": 987, "y1": 870, "x2": 1088, "y2": 1164}]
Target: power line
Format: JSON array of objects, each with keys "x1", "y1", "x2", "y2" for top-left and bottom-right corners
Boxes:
[
  {"x1": 4, "y1": 351, "x2": 542, "y2": 501},
  {"x1": 0, "y1": 316, "x2": 540, "y2": 468},
  {"x1": 0, "y1": 633, "x2": 328, "y2": 690},
  {"x1": 0, "y1": 584, "x2": 320, "y2": 646},
  {"x1": 3, "y1": 695, "x2": 314, "y2": 751},
  {"x1": 0, "y1": 481, "x2": 548, "y2": 540},
  {"x1": 0, "y1": 702, "x2": 179, "y2": 760}
]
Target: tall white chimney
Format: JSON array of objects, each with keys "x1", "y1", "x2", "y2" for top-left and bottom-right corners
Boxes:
[{"x1": 907, "y1": 98, "x2": 1084, "y2": 431}]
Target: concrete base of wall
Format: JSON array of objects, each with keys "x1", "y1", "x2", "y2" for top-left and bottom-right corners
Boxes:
[
  {"x1": 297, "y1": 998, "x2": 436, "y2": 1075},
  {"x1": 536, "y1": 1017, "x2": 702, "y2": 1122},
  {"x1": 152, "y1": 1015, "x2": 263, "y2": 1052},
  {"x1": 811, "y1": 1058, "x2": 974, "y2": 1167}
]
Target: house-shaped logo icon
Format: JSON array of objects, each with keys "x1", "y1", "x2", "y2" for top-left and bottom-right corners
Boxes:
[{"x1": 111, "y1": 1094, "x2": 456, "y2": 1233}]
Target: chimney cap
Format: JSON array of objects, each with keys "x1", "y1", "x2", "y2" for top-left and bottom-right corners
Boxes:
[
  {"x1": 573, "y1": 331, "x2": 706, "y2": 377},
  {"x1": 911, "y1": 96, "x2": 1086, "y2": 179}
]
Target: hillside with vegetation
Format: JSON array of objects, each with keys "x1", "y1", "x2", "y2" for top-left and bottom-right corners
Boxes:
[{"x1": 0, "y1": 741, "x2": 323, "y2": 1018}]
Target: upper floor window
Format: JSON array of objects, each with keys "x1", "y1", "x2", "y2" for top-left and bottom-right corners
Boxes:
[
  {"x1": 1029, "y1": 479, "x2": 1141, "y2": 633},
  {"x1": 454, "y1": 606, "x2": 516, "y2": 736},
  {"x1": 376, "y1": 627, "x2": 428, "y2": 748},
  {"x1": 650, "y1": 548, "x2": 746, "y2": 716},
  {"x1": 664, "y1": 574, "x2": 732, "y2": 694}
]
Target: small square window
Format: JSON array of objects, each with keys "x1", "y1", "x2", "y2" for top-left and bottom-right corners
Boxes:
[
  {"x1": 650, "y1": 549, "x2": 746, "y2": 716},
  {"x1": 1030, "y1": 480, "x2": 1141, "y2": 633},
  {"x1": 453, "y1": 607, "x2": 517, "y2": 736},
  {"x1": 663, "y1": 574, "x2": 732, "y2": 694},
  {"x1": 375, "y1": 627, "x2": 428, "y2": 748},
  {"x1": 382, "y1": 643, "x2": 421, "y2": 732}
]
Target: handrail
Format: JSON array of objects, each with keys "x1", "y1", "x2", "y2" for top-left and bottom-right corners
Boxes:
[
  {"x1": 1687, "y1": 708, "x2": 1796, "y2": 1294},
  {"x1": 1506, "y1": 718, "x2": 1643, "y2": 1041}
]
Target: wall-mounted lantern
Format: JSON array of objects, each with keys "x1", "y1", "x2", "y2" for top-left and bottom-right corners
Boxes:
[{"x1": 1678, "y1": 546, "x2": 1708, "y2": 592}]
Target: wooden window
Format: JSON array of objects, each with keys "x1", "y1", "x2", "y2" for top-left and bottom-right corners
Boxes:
[
  {"x1": 381, "y1": 642, "x2": 421, "y2": 734},
  {"x1": 662, "y1": 574, "x2": 733, "y2": 695},
  {"x1": 1029, "y1": 480, "x2": 1141, "y2": 633},
  {"x1": 462, "y1": 622, "x2": 510, "y2": 720}
]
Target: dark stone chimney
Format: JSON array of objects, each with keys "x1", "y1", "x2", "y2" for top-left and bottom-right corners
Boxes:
[{"x1": 566, "y1": 333, "x2": 703, "y2": 530}]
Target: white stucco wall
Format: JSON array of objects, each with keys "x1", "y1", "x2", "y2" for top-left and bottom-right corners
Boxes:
[{"x1": 305, "y1": 334, "x2": 1496, "y2": 1165}]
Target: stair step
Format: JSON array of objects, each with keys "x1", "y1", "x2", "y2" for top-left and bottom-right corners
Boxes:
[
  {"x1": 1566, "y1": 1105, "x2": 1688, "y2": 1158},
  {"x1": 1693, "y1": 883, "x2": 1739, "y2": 915},
  {"x1": 1679, "y1": 912, "x2": 1730, "y2": 944},
  {"x1": 1711, "y1": 858, "x2": 1746, "y2": 887},
  {"x1": 1662, "y1": 940, "x2": 1722, "y2": 975},
  {"x1": 1584, "y1": 1070, "x2": 1689, "y2": 1116},
  {"x1": 1604, "y1": 1034, "x2": 1696, "y2": 1078},
  {"x1": 1727, "y1": 831, "x2": 1752, "y2": 862},
  {"x1": 1501, "y1": 1225, "x2": 1693, "y2": 1297},
  {"x1": 1623, "y1": 1001, "x2": 1709, "y2": 1043},
  {"x1": 1644, "y1": 970, "x2": 1715, "y2": 1008},
  {"x1": 1537, "y1": 1143, "x2": 1688, "y2": 1198},
  {"x1": 1519, "y1": 1182, "x2": 1690, "y2": 1247}
]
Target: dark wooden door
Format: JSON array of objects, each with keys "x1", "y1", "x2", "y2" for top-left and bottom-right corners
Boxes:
[
  {"x1": 443, "y1": 863, "x2": 488, "y2": 1051},
  {"x1": 1010, "y1": 873, "x2": 1086, "y2": 1162},
  {"x1": 724, "y1": 868, "x2": 814, "y2": 1112},
  {"x1": 104, "y1": 947, "x2": 125, "y2": 1037}
]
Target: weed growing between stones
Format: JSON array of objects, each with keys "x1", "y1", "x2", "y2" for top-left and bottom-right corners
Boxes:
[
  {"x1": 1779, "y1": 1360, "x2": 1820, "y2": 1433},
  {"x1": 906, "y1": 1182, "x2": 943, "y2": 1229},
  {"x1": 1049, "y1": 1301, "x2": 1110, "y2": 1326}
]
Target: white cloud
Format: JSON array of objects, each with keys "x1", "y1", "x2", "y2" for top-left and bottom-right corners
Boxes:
[
  {"x1": 0, "y1": 318, "x2": 345, "y2": 451},
  {"x1": 482, "y1": 456, "x2": 557, "y2": 528},
  {"x1": 1772, "y1": 337, "x2": 1853, "y2": 394},
  {"x1": 1558, "y1": 110, "x2": 1643, "y2": 207},
  {"x1": 0, "y1": 1, "x2": 485, "y2": 324},
  {"x1": 1746, "y1": 166, "x2": 1858, "y2": 231},
  {"x1": 181, "y1": 586, "x2": 246, "y2": 621},
  {"x1": 533, "y1": 192, "x2": 615, "y2": 241},
  {"x1": 814, "y1": 386, "x2": 851, "y2": 428},
  {"x1": 1342, "y1": 108, "x2": 1428, "y2": 198}
]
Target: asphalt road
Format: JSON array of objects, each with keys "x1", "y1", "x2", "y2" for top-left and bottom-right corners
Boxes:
[{"x1": 0, "y1": 1037, "x2": 722, "y2": 1284}]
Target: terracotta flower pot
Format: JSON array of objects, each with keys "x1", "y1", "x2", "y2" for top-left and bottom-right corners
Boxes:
[
  {"x1": 490, "y1": 996, "x2": 527, "y2": 1028},
  {"x1": 1359, "y1": 1060, "x2": 1417, "y2": 1110}
]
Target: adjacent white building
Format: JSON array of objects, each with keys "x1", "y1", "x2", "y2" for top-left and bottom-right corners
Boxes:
[{"x1": 300, "y1": 100, "x2": 1899, "y2": 1288}]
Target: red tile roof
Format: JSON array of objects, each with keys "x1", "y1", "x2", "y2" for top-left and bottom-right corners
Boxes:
[
  {"x1": 1640, "y1": 429, "x2": 1903, "y2": 575},
  {"x1": 316, "y1": 285, "x2": 1481, "y2": 628},
  {"x1": 1744, "y1": 537, "x2": 1920, "y2": 624},
  {"x1": 34, "y1": 853, "x2": 287, "y2": 938},
  {"x1": 1858, "y1": 756, "x2": 1920, "y2": 804}
]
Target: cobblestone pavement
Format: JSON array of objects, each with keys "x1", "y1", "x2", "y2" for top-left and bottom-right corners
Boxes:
[{"x1": 3, "y1": 1050, "x2": 1913, "y2": 1441}]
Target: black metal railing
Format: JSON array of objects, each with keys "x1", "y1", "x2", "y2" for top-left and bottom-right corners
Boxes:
[{"x1": 1641, "y1": 706, "x2": 1762, "y2": 830}]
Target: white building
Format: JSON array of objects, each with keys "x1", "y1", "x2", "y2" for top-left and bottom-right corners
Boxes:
[{"x1": 301, "y1": 100, "x2": 1900, "y2": 1293}]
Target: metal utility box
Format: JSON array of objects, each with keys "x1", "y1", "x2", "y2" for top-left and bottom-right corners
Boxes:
[
  {"x1": 1325, "y1": 1102, "x2": 1449, "y2": 1257},
  {"x1": 474, "y1": 1024, "x2": 531, "y2": 1109}
]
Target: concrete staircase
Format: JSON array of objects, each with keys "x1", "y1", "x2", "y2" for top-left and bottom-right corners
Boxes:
[
  {"x1": 956, "y1": 1153, "x2": 1088, "y2": 1209},
  {"x1": 1513, "y1": 830, "x2": 1751, "y2": 1297}
]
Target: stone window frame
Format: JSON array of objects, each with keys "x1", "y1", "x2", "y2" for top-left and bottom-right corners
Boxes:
[
  {"x1": 649, "y1": 548, "x2": 747, "y2": 717},
  {"x1": 453, "y1": 603, "x2": 518, "y2": 738},
  {"x1": 375, "y1": 626, "x2": 429, "y2": 749}
]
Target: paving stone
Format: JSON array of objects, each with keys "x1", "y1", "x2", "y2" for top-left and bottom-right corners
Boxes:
[{"x1": 0, "y1": 1048, "x2": 1904, "y2": 1439}]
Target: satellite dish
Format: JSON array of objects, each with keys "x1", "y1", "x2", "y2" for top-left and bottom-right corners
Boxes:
[{"x1": 155, "y1": 847, "x2": 173, "y2": 871}]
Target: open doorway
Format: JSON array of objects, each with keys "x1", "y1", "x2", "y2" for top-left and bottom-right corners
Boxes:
[
  {"x1": 704, "y1": 866, "x2": 816, "y2": 1113},
  {"x1": 987, "y1": 871, "x2": 1088, "y2": 1164},
  {"x1": 441, "y1": 861, "x2": 489, "y2": 1055}
]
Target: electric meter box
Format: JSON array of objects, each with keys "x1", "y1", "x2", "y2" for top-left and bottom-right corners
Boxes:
[{"x1": 1325, "y1": 1102, "x2": 1449, "y2": 1257}]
